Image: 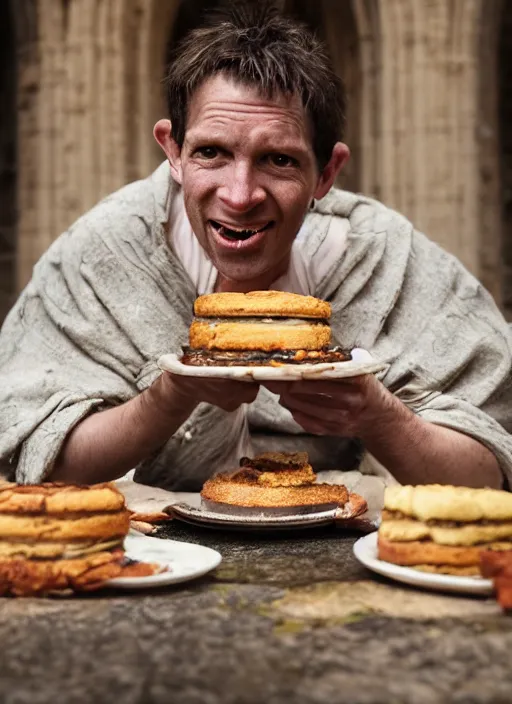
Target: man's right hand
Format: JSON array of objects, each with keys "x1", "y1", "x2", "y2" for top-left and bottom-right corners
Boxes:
[
  {"x1": 147, "y1": 370, "x2": 260, "y2": 416},
  {"x1": 51, "y1": 370, "x2": 259, "y2": 485}
]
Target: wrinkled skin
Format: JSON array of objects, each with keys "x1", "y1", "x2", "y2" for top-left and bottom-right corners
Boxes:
[
  {"x1": 159, "y1": 372, "x2": 259, "y2": 415},
  {"x1": 263, "y1": 376, "x2": 397, "y2": 439}
]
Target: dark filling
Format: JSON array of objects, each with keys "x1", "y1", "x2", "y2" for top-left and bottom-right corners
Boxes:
[{"x1": 180, "y1": 346, "x2": 352, "y2": 367}]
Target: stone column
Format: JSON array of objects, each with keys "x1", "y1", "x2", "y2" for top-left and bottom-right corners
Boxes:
[
  {"x1": 352, "y1": 0, "x2": 501, "y2": 295},
  {"x1": 15, "y1": 0, "x2": 180, "y2": 288}
]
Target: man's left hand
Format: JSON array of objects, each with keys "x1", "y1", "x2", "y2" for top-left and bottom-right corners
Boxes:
[{"x1": 263, "y1": 375, "x2": 399, "y2": 438}]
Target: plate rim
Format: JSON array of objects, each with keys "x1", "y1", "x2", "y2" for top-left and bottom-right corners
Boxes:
[
  {"x1": 104, "y1": 533, "x2": 222, "y2": 588},
  {"x1": 170, "y1": 501, "x2": 338, "y2": 531},
  {"x1": 157, "y1": 352, "x2": 388, "y2": 381},
  {"x1": 353, "y1": 532, "x2": 494, "y2": 595}
]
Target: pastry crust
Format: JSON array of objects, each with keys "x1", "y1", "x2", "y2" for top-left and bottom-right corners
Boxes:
[
  {"x1": 0, "y1": 537, "x2": 123, "y2": 559},
  {"x1": 0, "y1": 482, "x2": 126, "y2": 514},
  {"x1": 201, "y1": 476, "x2": 349, "y2": 508},
  {"x1": 189, "y1": 320, "x2": 331, "y2": 351},
  {"x1": 0, "y1": 510, "x2": 131, "y2": 540},
  {"x1": 0, "y1": 482, "x2": 148, "y2": 595},
  {"x1": 383, "y1": 484, "x2": 512, "y2": 522},
  {"x1": 379, "y1": 517, "x2": 512, "y2": 547},
  {"x1": 0, "y1": 550, "x2": 123, "y2": 596},
  {"x1": 342, "y1": 492, "x2": 369, "y2": 519},
  {"x1": 194, "y1": 291, "x2": 331, "y2": 319},
  {"x1": 0, "y1": 549, "x2": 158, "y2": 596},
  {"x1": 410, "y1": 564, "x2": 481, "y2": 576},
  {"x1": 377, "y1": 535, "x2": 512, "y2": 568},
  {"x1": 226, "y1": 465, "x2": 316, "y2": 488}
]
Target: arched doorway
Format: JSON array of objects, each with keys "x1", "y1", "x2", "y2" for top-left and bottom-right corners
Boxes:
[
  {"x1": 0, "y1": 1, "x2": 17, "y2": 322},
  {"x1": 499, "y1": 2, "x2": 512, "y2": 320}
]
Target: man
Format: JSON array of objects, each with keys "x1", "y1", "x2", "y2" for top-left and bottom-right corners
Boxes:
[{"x1": 0, "y1": 4, "x2": 511, "y2": 490}]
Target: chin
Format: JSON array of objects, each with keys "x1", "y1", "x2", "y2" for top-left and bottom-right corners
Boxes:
[{"x1": 213, "y1": 262, "x2": 271, "y2": 285}]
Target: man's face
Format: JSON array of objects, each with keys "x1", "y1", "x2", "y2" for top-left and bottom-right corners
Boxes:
[{"x1": 156, "y1": 74, "x2": 347, "y2": 290}]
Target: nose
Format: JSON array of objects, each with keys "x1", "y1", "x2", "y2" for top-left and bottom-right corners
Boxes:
[{"x1": 217, "y1": 161, "x2": 266, "y2": 212}]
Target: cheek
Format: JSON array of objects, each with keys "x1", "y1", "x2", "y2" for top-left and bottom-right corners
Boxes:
[
  {"x1": 182, "y1": 167, "x2": 218, "y2": 204},
  {"x1": 273, "y1": 180, "x2": 312, "y2": 217}
]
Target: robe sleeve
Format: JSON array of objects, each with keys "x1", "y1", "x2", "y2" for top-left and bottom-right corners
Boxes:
[
  {"x1": 371, "y1": 232, "x2": 512, "y2": 484},
  {"x1": 0, "y1": 197, "x2": 191, "y2": 483}
]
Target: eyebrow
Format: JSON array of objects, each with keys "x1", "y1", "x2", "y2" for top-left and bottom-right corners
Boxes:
[{"x1": 185, "y1": 130, "x2": 311, "y2": 156}]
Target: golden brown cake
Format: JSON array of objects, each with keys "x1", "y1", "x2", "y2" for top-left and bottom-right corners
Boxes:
[
  {"x1": 194, "y1": 290, "x2": 331, "y2": 318},
  {"x1": 378, "y1": 484, "x2": 512, "y2": 576},
  {"x1": 200, "y1": 451, "x2": 367, "y2": 515},
  {"x1": 0, "y1": 481, "x2": 158, "y2": 596},
  {"x1": 181, "y1": 290, "x2": 351, "y2": 366}
]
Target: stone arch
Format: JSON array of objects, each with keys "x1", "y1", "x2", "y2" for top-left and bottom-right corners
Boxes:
[{"x1": 0, "y1": 1, "x2": 17, "y2": 320}]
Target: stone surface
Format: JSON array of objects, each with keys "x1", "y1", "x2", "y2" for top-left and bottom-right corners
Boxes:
[{"x1": 0, "y1": 523, "x2": 511, "y2": 704}]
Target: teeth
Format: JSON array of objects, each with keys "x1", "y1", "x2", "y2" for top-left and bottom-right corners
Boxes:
[{"x1": 212, "y1": 221, "x2": 263, "y2": 241}]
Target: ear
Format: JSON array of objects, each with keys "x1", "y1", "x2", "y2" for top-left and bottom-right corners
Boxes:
[
  {"x1": 153, "y1": 119, "x2": 183, "y2": 185},
  {"x1": 313, "y1": 142, "x2": 350, "y2": 199}
]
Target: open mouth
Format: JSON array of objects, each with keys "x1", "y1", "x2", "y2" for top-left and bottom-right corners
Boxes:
[{"x1": 209, "y1": 220, "x2": 274, "y2": 241}]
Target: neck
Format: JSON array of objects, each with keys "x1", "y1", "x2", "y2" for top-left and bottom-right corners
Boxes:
[{"x1": 214, "y1": 257, "x2": 290, "y2": 293}]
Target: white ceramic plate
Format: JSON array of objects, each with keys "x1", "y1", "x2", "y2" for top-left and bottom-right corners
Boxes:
[
  {"x1": 157, "y1": 348, "x2": 388, "y2": 382},
  {"x1": 353, "y1": 533, "x2": 494, "y2": 596},
  {"x1": 105, "y1": 532, "x2": 222, "y2": 589}
]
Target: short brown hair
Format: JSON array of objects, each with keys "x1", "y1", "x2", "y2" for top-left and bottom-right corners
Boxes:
[{"x1": 164, "y1": 2, "x2": 347, "y2": 170}]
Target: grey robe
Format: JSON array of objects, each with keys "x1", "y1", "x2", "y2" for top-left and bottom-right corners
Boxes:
[{"x1": 1, "y1": 161, "x2": 512, "y2": 488}]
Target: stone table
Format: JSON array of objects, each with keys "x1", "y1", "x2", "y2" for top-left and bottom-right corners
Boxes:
[{"x1": 0, "y1": 521, "x2": 510, "y2": 704}]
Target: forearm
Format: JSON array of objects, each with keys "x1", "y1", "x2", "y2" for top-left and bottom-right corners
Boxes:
[
  {"x1": 360, "y1": 395, "x2": 503, "y2": 489},
  {"x1": 50, "y1": 375, "x2": 196, "y2": 484}
]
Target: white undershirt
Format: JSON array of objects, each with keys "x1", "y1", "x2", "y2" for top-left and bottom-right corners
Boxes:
[{"x1": 168, "y1": 189, "x2": 349, "y2": 295}]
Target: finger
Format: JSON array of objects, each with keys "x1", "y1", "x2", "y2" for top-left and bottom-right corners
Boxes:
[
  {"x1": 283, "y1": 392, "x2": 361, "y2": 411},
  {"x1": 286, "y1": 377, "x2": 367, "y2": 396},
  {"x1": 197, "y1": 379, "x2": 259, "y2": 398},
  {"x1": 280, "y1": 394, "x2": 352, "y2": 423}
]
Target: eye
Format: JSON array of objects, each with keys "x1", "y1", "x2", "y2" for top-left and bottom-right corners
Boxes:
[
  {"x1": 267, "y1": 154, "x2": 298, "y2": 168},
  {"x1": 194, "y1": 146, "x2": 218, "y2": 159}
]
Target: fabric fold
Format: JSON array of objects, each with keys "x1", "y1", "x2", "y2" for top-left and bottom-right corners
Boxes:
[{"x1": 0, "y1": 161, "x2": 511, "y2": 487}]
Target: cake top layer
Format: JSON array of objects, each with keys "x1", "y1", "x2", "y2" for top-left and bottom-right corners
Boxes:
[
  {"x1": 194, "y1": 291, "x2": 331, "y2": 319},
  {"x1": 384, "y1": 484, "x2": 512, "y2": 522},
  {"x1": 0, "y1": 481, "x2": 126, "y2": 514}
]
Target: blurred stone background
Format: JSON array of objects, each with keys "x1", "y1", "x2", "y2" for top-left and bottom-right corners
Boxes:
[{"x1": 1, "y1": 0, "x2": 511, "y2": 322}]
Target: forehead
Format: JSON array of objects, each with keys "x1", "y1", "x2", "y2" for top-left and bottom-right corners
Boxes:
[{"x1": 185, "y1": 74, "x2": 313, "y2": 148}]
